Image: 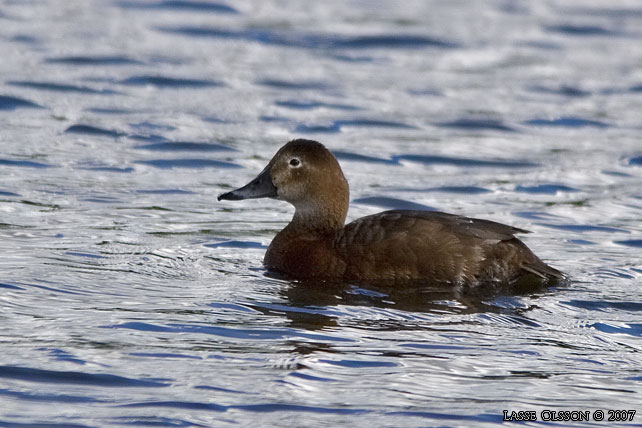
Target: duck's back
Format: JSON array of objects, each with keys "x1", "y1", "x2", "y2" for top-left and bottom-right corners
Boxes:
[{"x1": 335, "y1": 210, "x2": 562, "y2": 284}]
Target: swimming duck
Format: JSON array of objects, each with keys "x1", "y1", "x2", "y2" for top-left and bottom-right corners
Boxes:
[{"x1": 218, "y1": 139, "x2": 563, "y2": 285}]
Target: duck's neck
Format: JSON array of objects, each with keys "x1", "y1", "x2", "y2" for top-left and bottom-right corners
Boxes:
[
  {"x1": 288, "y1": 200, "x2": 347, "y2": 235},
  {"x1": 264, "y1": 196, "x2": 349, "y2": 276}
]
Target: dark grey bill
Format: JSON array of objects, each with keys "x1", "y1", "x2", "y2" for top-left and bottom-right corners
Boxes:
[{"x1": 218, "y1": 166, "x2": 277, "y2": 201}]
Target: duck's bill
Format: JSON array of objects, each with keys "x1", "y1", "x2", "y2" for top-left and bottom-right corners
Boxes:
[{"x1": 218, "y1": 166, "x2": 278, "y2": 201}]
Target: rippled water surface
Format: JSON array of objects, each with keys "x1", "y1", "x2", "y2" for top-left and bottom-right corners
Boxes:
[{"x1": 1, "y1": 1, "x2": 642, "y2": 427}]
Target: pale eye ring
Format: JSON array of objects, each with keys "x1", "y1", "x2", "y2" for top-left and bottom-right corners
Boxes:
[{"x1": 289, "y1": 158, "x2": 300, "y2": 167}]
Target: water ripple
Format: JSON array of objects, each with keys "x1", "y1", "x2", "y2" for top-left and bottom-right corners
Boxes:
[
  {"x1": 118, "y1": 0, "x2": 239, "y2": 14},
  {"x1": 136, "y1": 189, "x2": 195, "y2": 195},
  {"x1": 562, "y1": 300, "x2": 642, "y2": 312},
  {"x1": 109, "y1": 416, "x2": 204, "y2": 427},
  {"x1": 78, "y1": 165, "x2": 135, "y2": 173},
  {"x1": 590, "y1": 322, "x2": 642, "y2": 337},
  {"x1": 44, "y1": 55, "x2": 142, "y2": 65},
  {"x1": 0, "y1": 159, "x2": 52, "y2": 168},
  {"x1": 129, "y1": 121, "x2": 177, "y2": 132},
  {"x1": 205, "y1": 240, "x2": 267, "y2": 249},
  {"x1": 118, "y1": 400, "x2": 369, "y2": 416},
  {"x1": 545, "y1": 24, "x2": 622, "y2": 37},
  {"x1": 85, "y1": 107, "x2": 135, "y2": 114},
  {"x1": 0, "y1": 419, "x2": 93, "y2": 428},
  {"x1": 613, "y1": 239, "x2": 642, "y2": 248},
  {"x1": 157, "y1": 26, "x2": 458, "y2": 50},
  {"x1": 336, "y1": 34, "x2": 457, "y2": 49},
  {"x1": 386, "y1": 411, "x2": 499, "y2": 423},
  {"x1": 434, "y1": 118, "x2": 515, "y2": 132},
  {"x1": 628, "y1": 155, "x2": 642, "y2": 165},
  {"x1": 394, "y1": 154, "x2": 537, "y2": 168},
  {"x1": 515, "y1": 184, "x2": 580, "y2": 194},
  {"x1": 119, "y1": 400, "x2": 227, "y2": 412},
  {"x1": 538, "y1": 223, "x2": 629, "y2": 233},
  {"x1": 0, "y1": 387, "x2": 102, "y2": 403},
  {"x1": 528, "y1": 84, "x2": 592, "y2": 97},
  {"x1": 275, "y1": 100, "x2": 361, "y2": 111},
  {"x1": 64, "y1": 251, "x2": 107, "y2": 260},
  {"x1": 37, "y1": 348, "x2": 87, "y2": 365},
  {"x1": 391, "y1": 185, "x2": 491, "y2": 194},
  {"x1": 0, "y1": 95, "x2": 43, "y2": 110},
  {"x1": 104, "y1": 321, "x2": 354, "y2": 342},
  {"x1": 296, "y1": 119, "x2": 417, "y2": 133},
  {"x1": 119, "y1": 76, "x2": 223, "y2": 88},
  {"x1": 230, "y1": 403, "x2": 368, "y2": 414},
  {"x1": 134, "y1": 159, "x2": 242, "y2": 169},
  {"x1": 0, "y1": 282, "x2": 24, "y2": 290},
  {"x1": 430, "y1": 186, "x2": 492, "y2": 194},
  {"x1": 7, "y1": 81, "x2": 117, "y2": 94},
  {"x1": 0, "y1": 365, "x2": 170, "y2": 387},
  {"x1": 352, "y1": 196, "x2": 435, "y2": 211},
  {"x1": 333, "y1": 150, "x2": 398, "y2": 165},
  {"x1": 524, "y1": 117, "x2": 610, "y2": 128},
  {"x1": 318, "y1": 359, "x2": 397, "y2": 368},
  {"x1": 294, "y1": 123, "x2": 341, "y2": 133},
  {"x1": 129, "y1": 353, "x2": 202, "y2": 360},
  {"x1": 133, "y1": 142, "x2": 236, "y2": 152},
  {"x1": 287, "y1": 371, "x2": 336, "y2": 383},
  {"x1": 256, "y1": 79, "x2": 331, "y2": 90},
  {"x1": 337, "y1": 119, "x2": 417, "y2": 129},
  {"x1": 65, "y1": 124, "x2": 127, "y2": 138}
]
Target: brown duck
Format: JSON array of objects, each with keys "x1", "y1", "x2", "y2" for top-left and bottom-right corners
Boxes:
[{"x1": 218, "y1": 139, "x2": 564, "y2": 285}]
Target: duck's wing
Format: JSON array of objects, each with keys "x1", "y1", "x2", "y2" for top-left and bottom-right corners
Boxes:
[
  {"x1": 335, "y1": 210, "x2": 559, "y2": 283},
  {"x1": 341, "y1": 210, "x2": 527, "y2": 244},
  {"x1": 401, "y1": 210, "x2": 530, "y2": 241},
  {"x1": 397, "y1": 210, "x2": 563, "y2": 280}
]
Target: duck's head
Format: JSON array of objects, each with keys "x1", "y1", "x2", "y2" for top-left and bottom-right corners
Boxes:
[{"x1": 218, "y1": 139, "x2": 349, "y2": 229}]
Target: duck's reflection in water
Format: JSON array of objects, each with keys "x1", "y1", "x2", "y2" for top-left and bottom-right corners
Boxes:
[{"x1": 251, "y1": 273, "x2": 553, "y2": 331}]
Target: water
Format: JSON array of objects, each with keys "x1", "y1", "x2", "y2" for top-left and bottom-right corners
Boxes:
[{"x1": 1, "y1": 1, "x2": 641, "y2": 427}]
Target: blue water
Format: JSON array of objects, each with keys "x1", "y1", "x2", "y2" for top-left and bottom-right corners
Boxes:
[{"x1": 1, "y1": 1, "x2": 642, "y2": 427}]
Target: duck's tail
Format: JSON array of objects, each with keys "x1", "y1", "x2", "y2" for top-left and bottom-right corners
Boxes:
[
  {"x1": 493, "y1": 236, "x2": 566, "y2": 284},
  {"x1": 513, "y1": 236, "x2": 565, "y2": 283},
  {"x1": 521, "y1": 260, "x2": 565, "y2": 281}
]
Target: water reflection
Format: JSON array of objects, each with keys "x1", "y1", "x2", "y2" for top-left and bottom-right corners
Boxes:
[{"x1": 249, "y1": 274, "x2": 556, "y2": 332}]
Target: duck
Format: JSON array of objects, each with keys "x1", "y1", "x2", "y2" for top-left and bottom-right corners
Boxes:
[{"x1": 218, "y1": 139, "x2": 564, "y2": 286}]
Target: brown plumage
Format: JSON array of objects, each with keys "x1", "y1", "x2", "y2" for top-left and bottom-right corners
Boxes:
[{"x1": 218, "y1": 139, "x2": 564, "y2": 286}]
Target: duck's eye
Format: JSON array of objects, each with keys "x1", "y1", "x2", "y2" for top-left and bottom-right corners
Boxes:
[{"x1": 289, "y1": 158, "x2": 301, "y2": 167}]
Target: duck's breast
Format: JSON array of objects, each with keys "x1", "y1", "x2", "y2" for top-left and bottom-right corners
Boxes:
[{"x1": 264, "y1": 231, "x2": 347, "y2": 279}]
